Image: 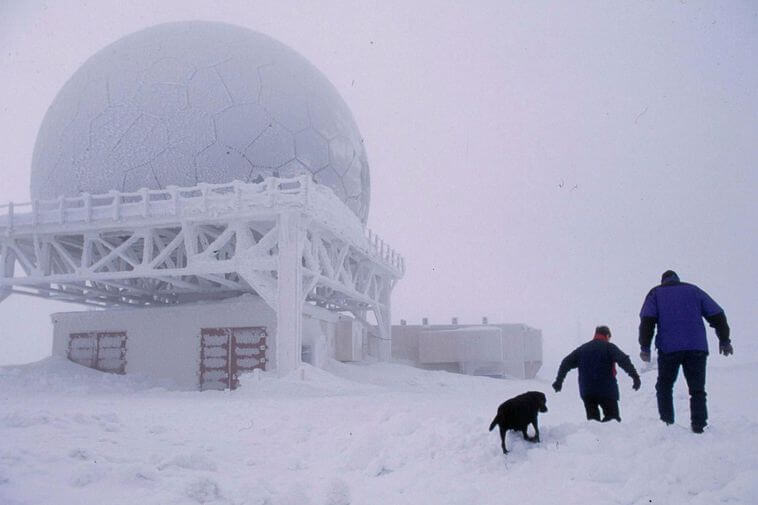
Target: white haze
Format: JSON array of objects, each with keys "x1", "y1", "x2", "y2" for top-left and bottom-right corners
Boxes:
[{"x1": 0, "y1": 1, "x2": 756, "y2": 367}]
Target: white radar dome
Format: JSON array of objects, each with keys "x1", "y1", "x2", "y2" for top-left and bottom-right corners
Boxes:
[{"x1": 31, "y1": 21, "x2": 370, "y2": 222}]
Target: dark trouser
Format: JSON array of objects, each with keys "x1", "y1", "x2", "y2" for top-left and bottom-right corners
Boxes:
[
  {"x1": 656, "y1": 350, "x2": 708, "y2": 428},
  {"x1": 582, "y1": 396, "x2": 620, "y2": 422}
]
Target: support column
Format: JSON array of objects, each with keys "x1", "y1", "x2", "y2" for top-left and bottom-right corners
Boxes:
[
  {"x1": 379, "y1": 276, "x2": 398, "y2": 361},
  {"x1": 374, "y1": 301, "x2": 392, "y2": 361},
  {"x1": 235, "y1": 220, "x2": 277, "y2": 310},
  {"x1": 0, "y1": 243, "x2": 15, "y2": 304},
  {"x1": 275, "y1": 212, "x2": 304, "y2": 375},
  {"x1": 370, "y1": 275, "x2": 393, "y2": 361},
  {"x1": 381, "y1": 300, "x2": 392, "y2": 361}
]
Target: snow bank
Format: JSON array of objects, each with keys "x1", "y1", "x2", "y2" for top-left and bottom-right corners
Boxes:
[
  {"x1": 0, "y1": 356, "x2": 178, "y2": 393},
  {"x1": 1, "y1": 357, "x2": 757, "y2": 504},
  {"x1": 236, "y1": 362, "x2": 383, "y2": 397}
]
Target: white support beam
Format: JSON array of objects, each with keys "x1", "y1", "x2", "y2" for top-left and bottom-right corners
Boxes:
[
  {"x1": 372, "y1": 300, "x2": 392, "y2": 361},
  {"x1": 0, "y1": 243, "x2": 14, "y2": 303},
  {"x1": 274, "y1": 211, "x2": 305, "y2": 376},
  {"x1": 237, "y1": 269, "x2": 276, "y2": 308},
  {"x1": 9, "y1": 287, "x2": 122, "y2": 307}
]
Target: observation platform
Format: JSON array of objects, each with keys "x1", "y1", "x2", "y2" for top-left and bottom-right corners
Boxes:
[{"x1": 0, "y1": 176, "x2": 404, "y2": 370}]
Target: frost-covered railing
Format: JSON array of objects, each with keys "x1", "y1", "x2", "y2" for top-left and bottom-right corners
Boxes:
[{"x1": 0, "y1": 176, "x2": 405, "y2": 275}]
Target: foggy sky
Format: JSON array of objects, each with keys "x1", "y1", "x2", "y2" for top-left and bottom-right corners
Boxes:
[{"x1": 1, "y1": 1, "x2": 756, "y2": 366}]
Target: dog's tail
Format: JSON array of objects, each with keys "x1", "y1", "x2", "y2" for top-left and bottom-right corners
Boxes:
[{"x1": 489, "y1": 415, "x2": 499, "y2": 431}]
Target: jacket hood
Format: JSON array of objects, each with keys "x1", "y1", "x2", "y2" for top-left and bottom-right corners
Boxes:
[{"x1": 661, "y1": 270, "x2": 680, "y2": 284}]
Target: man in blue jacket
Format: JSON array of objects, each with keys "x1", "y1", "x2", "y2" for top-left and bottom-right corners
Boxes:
[
  {"x1": 639, "y1": 270, "x2": 732, "y2": 433},
  {"x1": 553, "y1": 326, "x2": 641, "y2": 422}
]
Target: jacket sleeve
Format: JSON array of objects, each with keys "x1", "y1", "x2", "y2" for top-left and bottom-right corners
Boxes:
[
  {"x1": 610, "y1": 344, "x2": 640, "y2": 381},
  {"x1": 699, "y1": 289, "x2": 730, "y2": 343},
  {"x1": 639, "y1": 289, "x2": 658, "y2": 351},
  {"x1": 555, "y1": 349, "x2": 579, "y2": 383},
  {"x1": 705, "y1": 311, "x2": 730, "y2": 344},
  {"x1": 699, "y1": 288, "x2": 723, "y2": 318},
  {"x1": 639, "y1": 317, "x2": 656, "y2": 351}
]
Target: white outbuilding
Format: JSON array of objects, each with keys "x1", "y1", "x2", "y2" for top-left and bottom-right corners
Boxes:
[
  {"x1": 392, "y1": 321, "x2": 542, "y2": 379},
  {"x1": 51, "y1": 295, "x2": 367, "y2": 390}
]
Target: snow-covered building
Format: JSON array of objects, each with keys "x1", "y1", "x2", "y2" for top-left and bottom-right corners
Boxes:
[
  {"x1": 392, "y1": 321, "x2": 542, "y2": 379},
  {"x1": 51, "y1": 295, "x2": 370, "y2": 390},
  {"x1": 0, "y1": 22, "x2": 403, "y2": 389}
]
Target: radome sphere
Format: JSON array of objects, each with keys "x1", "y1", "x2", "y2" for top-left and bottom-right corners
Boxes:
[{"x1": 31, "y1": 21, "x2": 370, "y2": 222}]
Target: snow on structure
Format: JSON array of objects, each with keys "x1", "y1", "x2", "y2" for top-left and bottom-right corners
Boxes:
[
  {"x1": 31, "y1": 21, "x2": 370, "y2": 223},
  {"x1": 0, "y1": 176, "x2": 402, "y2": 380},
  {"x1": 392, "y1": 321, "x2": 542, "y2": 379},
  {"x1": 50, "y1": 295, "x2": 366, "y2": 390},
  {"x1": 2, "y1": 21, "x2": 401, "y2": 385}
]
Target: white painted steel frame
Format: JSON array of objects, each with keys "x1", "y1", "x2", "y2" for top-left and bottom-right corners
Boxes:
[{"x1": 0, "y1": 176, "x2": 404, "y2": 373}]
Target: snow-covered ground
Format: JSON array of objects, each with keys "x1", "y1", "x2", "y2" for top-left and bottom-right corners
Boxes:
[{"x1": 1, "y1": 357, "x2": 757, "y2": 505}]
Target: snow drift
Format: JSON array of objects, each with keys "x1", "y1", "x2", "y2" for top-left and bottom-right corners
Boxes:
[{"x1": 1, "y1": 356, "x2": 757, "y2": 504}]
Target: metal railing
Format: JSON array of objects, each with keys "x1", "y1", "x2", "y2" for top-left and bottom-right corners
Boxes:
[{"x1": 0, "y1": 176, "x2": 405, "y2": 275}]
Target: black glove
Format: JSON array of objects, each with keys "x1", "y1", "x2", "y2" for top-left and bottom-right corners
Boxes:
[
  {"x1": 552, "y1": 380, "x2": 562, "y2": 392},
  {"x1": 640, "y1": 350, "x2": 651, "y2": 363},
  {"x1": 632, "y1": 376, "x2": 641, "y2": 391},
  {"x1": 719, "y1": 341, "x2": 734, "y2": 356}
]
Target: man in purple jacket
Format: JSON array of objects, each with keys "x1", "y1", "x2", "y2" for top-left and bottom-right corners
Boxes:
[{"x1": 639, "y1": 270, "x2": 732, "y2": 433}]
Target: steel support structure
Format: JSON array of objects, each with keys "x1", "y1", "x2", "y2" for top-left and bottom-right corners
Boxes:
[{"x1": 0, "y1": 176, "x2": 404, "y2": 374}]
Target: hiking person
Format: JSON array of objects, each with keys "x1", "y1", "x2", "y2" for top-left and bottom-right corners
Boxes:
[
  {"x1": 553, "y1": 326, "x2": 641, "y2": 422},
  {"x1": 639, "y1": 269, "x2": 732, "y2": 433}
]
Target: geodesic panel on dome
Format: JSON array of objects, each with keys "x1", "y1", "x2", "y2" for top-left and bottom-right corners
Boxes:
[{"x1": 31, "y1": 21, "x2": 370, "y2": 222}]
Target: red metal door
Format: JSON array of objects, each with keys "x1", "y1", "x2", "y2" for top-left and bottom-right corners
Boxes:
[
  {"x1": 200, "y1": 327, "x2": 267, "y2": 391},
  {"x1": 200, "y1": 328, "x2": 232, "y2": 391},
  {"x1": 67, "y1": 331, "x2": 127, "y2": 374},
  {"x1": 230, "y1": 327, "x2": 267, "y2": 390},
  {"x1": 68, "y1": 333, "x2": 97, "y2": 368},
  {"x1": 95, "y1": 332, "x2": 127, "y2": 374}
]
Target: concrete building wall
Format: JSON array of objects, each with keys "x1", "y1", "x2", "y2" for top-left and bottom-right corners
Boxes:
[
  {"x1": 390, "y1": 324, "x2": 423, "y2": 363},
  {"x1": 418, "y1": 327, "x2": 504, "y2": 363},
  {"x1": 51, "y1": 296, "x2": 340, "y2": 389},
  {"x1": 391, "y1": 323, "x2": 543, "y2": 379}
]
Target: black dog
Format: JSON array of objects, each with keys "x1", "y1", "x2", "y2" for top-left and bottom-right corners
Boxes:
[{"x1": 488, "y1": 391, "x2": 548, "y2": 454}]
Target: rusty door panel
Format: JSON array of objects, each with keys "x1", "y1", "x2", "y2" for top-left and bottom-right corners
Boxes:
[
  {"x1": 68, "y1": 333, "x2": 97, "y2": 368},
  {"x1": 67, "y1": 331, "x2": 127, "y2": 374},
  {"x1": 200, "y1": 327, "x2": 266, "y2": 391},
  {"x1": 95, "y1": 331, "x2": 127, "y2": 374},
  {"x1": 200, "y1": 328, "x2": 231, "y2": 391},
  {"x1": 230, "y1": 327, "x2": 267, "y2": 390}
]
